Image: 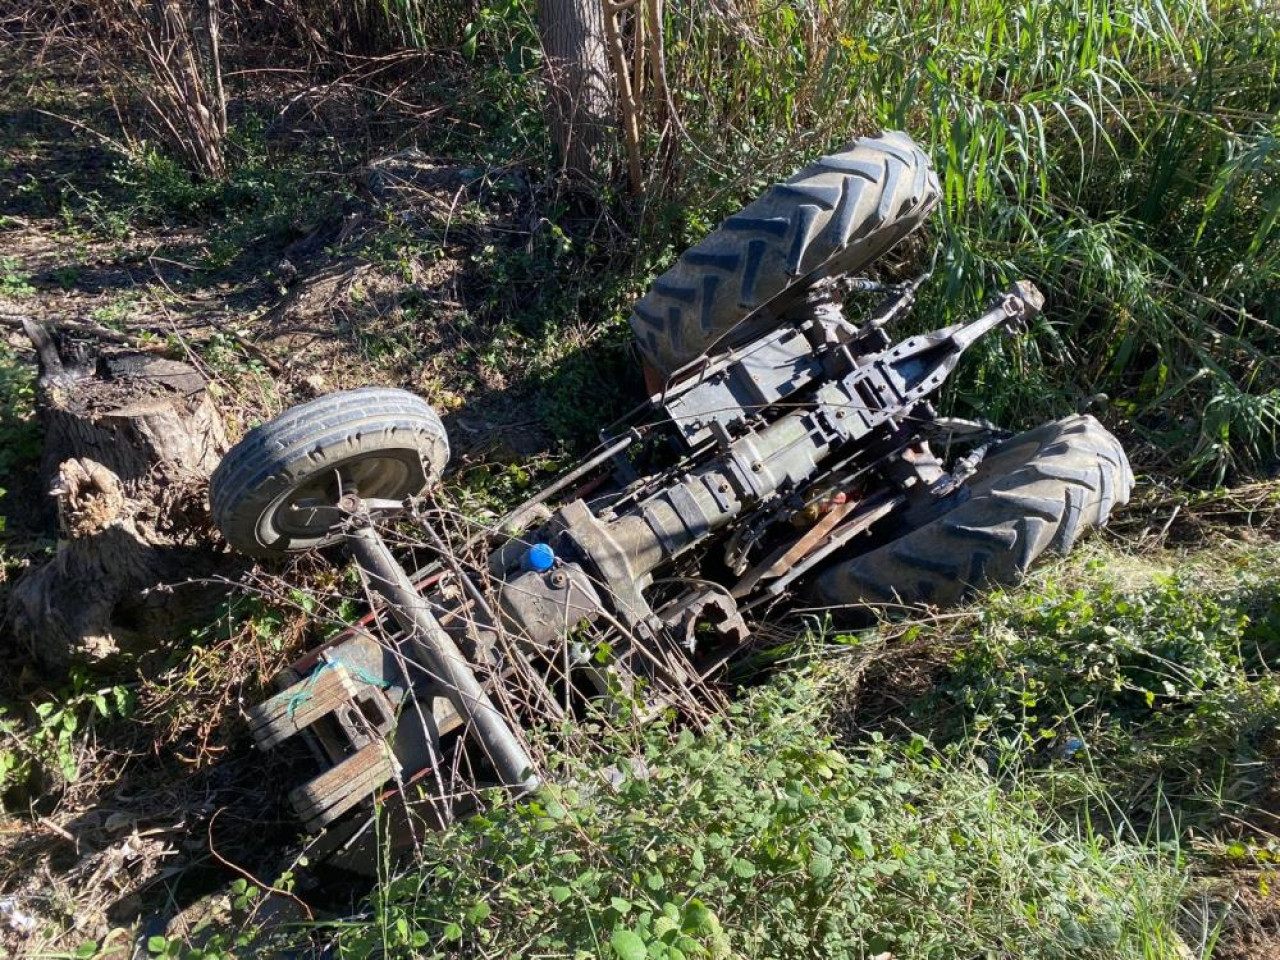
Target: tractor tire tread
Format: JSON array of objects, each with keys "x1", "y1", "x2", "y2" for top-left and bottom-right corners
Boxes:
[
  {"x1": 630, "y1": 131, "x2": 941, "y2": 377},
  {"x1": 812, "y1": 415, "x2": 1132, "y2": 608}
]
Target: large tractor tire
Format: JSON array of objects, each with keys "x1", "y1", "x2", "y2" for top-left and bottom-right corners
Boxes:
[
  {"x1": 811, "y1": 415, "x2": 1133, "y2": 608},
  {"x1": 630, "y1": 130, "x2": 940, "y2": 378},
  {"x1": 210, "y1": 388, "x2": 449, "y2": 556}
]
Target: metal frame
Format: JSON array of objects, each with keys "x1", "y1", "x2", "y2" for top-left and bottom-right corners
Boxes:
[{"x1": 249, "y1": 279, "x2": 1046, "y2": 846}]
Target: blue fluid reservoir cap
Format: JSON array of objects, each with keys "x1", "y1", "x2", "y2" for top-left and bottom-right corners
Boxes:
[{"x1": 525, "y1": 542, "x2": 556, "y2": 572}]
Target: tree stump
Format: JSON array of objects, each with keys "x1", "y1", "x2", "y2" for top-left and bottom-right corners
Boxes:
[{"x1": 9, "y1": 322, "x2": 236, "y2": 667}]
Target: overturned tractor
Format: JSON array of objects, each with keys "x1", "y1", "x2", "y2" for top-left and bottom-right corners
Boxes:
[{"x1": 208, "y1": 131, "x2": 1132, "y2": 866}]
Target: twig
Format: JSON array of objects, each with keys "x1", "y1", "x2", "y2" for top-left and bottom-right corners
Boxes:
[
  {"x1": 0, "y1": 310, "x2": 141, "y2": 346},
  {"x1": 38, "y1": 816, "x2": 77, "y2": 848},
  {"x1": 205, "y1": 0, "x2": 227, "y2": 137},
  {"x1": 32, "y1": 108, "x2": 130, "y2": 156},
  {"x1": 1156, "y1": 503, "x2": 1182, "y2": 545},
  {"x1": 206, "y1": 808, "x2": 315, "y2": 921}
]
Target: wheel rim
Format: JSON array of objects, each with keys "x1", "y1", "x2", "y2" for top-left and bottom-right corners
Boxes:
[{"x1": 263, "y1": 450, "x2": 426, "y2": 542}]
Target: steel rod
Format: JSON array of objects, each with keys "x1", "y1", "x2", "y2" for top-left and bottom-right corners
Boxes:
[{"x1": 346, "y1": 523, "x2": 540, "y2": 794}]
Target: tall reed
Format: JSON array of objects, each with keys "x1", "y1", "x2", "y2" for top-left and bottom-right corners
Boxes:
[
  {"x1": 326, "y1": 0, "x2": 1277, "y2": 476},
  {"x1": 650, "y1": 0, "x2": 1279, "y2": 479}
]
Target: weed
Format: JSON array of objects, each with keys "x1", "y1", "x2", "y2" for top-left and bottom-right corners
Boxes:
[
  {"x1": 0, "y1": 342, "x2": 40, "y2": 481},
  {"x1": 55, "y1": 123, "x2": 354, "y2": 278},
  {"x1": 46, "y1": 264, "x2": 82, "y2": 290},
  {"x1": 321, "y1": 673, "x2": 1193, "y2": 959},
  {"x1": 856, "y1": 545, "x2": 1280, "y2": 839},
  {"x1": 0, "y1": 670, "x2": 134, "y2": 808},
  {"x1": 89, "y1": 293, "x2": 143, "y2": 331},
  {"x1": 449, "y1": 457, "x2": 557, "y2": 519},
  {"x1": 135, "y1": 590, "x2": 323, "y2": 765},
  {"x1": 0, "y1": 256, "x2": 35, "y2": 297}
]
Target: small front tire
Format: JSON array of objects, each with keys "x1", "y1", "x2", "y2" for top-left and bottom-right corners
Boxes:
[{"x1": 210, "y1": 388, "x2": 450, "y2": 556}]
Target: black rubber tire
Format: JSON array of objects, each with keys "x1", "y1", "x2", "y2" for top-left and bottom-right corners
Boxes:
[
  {"x1": 210, "y1": 388, "x2": 449, "y2": 556},
  {"x1": 630, "y1": 130, "x2": 940, "y2": 378},
  {"x1": 811, "y1": 415, "x2": 1133, "y2": 608}
]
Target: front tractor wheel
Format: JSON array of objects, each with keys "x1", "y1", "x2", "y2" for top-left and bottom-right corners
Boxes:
[
  {"x1": 812, "y1": 415, "x2": 1133, "y2": 609},
  {"x1": 209, "y1": 388, "x2": 450, "y2": 556}
]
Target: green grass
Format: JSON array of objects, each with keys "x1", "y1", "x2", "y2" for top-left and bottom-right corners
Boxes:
[
  {"x1": 58, "y1": 135, "x2": 354, "y2": 273},
  {"x1": 113, "y1": 539, "x2": 1280, "y2": 960},
  {"x1": 343, "y1": 681, "x2": 1196, "y2": 959},
  {"x1": 10, "y1": 2, "x2": 1275, "y2": 476},
  {"x1": 0, "y1": 342, "x2": 39, "y2": 482},
  {"x1": 0, "y1": 342, "x2": 42, "y2": 575},
  {"x1": 139, "y1": 672, "x2": 1202, "y2": 960},
  {"x1": 0, "y1": 256, "x2": 35, "y2": 298},
  {"x1": 840, "y1": 542, "x2": 1280, "y2": 843}
]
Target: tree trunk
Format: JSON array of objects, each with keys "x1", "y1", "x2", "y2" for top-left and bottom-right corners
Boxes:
[
  {"x1": 9, "y1": 323, "x2": 235, "y2": 668},
  {"x1": 538, "y1": 0, "x2": 616, "y2": 180}
]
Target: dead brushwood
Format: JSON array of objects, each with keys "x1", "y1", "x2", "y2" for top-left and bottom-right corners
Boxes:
[
  {"x1": 85, "y1": 0, "x2": 229, "y2": 179},
  {"x1": 1107, "y1": 480, "x2": 1280, "y2": 551}
]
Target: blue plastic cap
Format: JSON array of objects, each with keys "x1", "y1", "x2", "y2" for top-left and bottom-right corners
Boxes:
[{"x1": 524, "y1": 542, "x2": 555, "y2": 572}]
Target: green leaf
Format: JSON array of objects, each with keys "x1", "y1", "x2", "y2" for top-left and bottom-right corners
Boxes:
[
  {"x1": 808, "y1": 854, "x2": 834, "y2": 880},
  {"x1": 682, "y1": 901, "x2": 717, "y2": 934},
  {"x1": 467, "y1": 901, "x2": 492, "y2": 924},
  {"x1": 610, "y1": 896, "x2": 632, "y2": 915},
  {"x1": 544, "y1": 798, "x2": 567, "y2": 820},
  {"x1": 610, "y1": 928, "x2": 647, "y2": 960},
  {"x1": 551, "y1": 885, "x2": 572, "y2": 903},
  {"x1": 443, "y1": 921, "x2": 463, "y2": 942},
  {"x1": 146, "y1": 936, "x2": 168, "y2": 956}
]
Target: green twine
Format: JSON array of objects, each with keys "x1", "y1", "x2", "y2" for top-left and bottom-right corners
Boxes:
[{"x1": 283, "y1": 656, "x2": 393, "y2": 719}]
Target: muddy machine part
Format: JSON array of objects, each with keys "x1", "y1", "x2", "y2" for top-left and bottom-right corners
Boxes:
[
  {"x1": 534, "y1": 281, "x2": 1049, "y2": 629},
  {"x1": 224, "y1": 280, "x2": 1052, "y2": 843}
]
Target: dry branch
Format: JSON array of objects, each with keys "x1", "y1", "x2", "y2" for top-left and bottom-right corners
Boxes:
[
  {"x1": 602, "y1": 0, "x2": 643, "y2": 193},
  {"x1": 93, "y1": 0, "x2": 229, "y2": 179}
]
